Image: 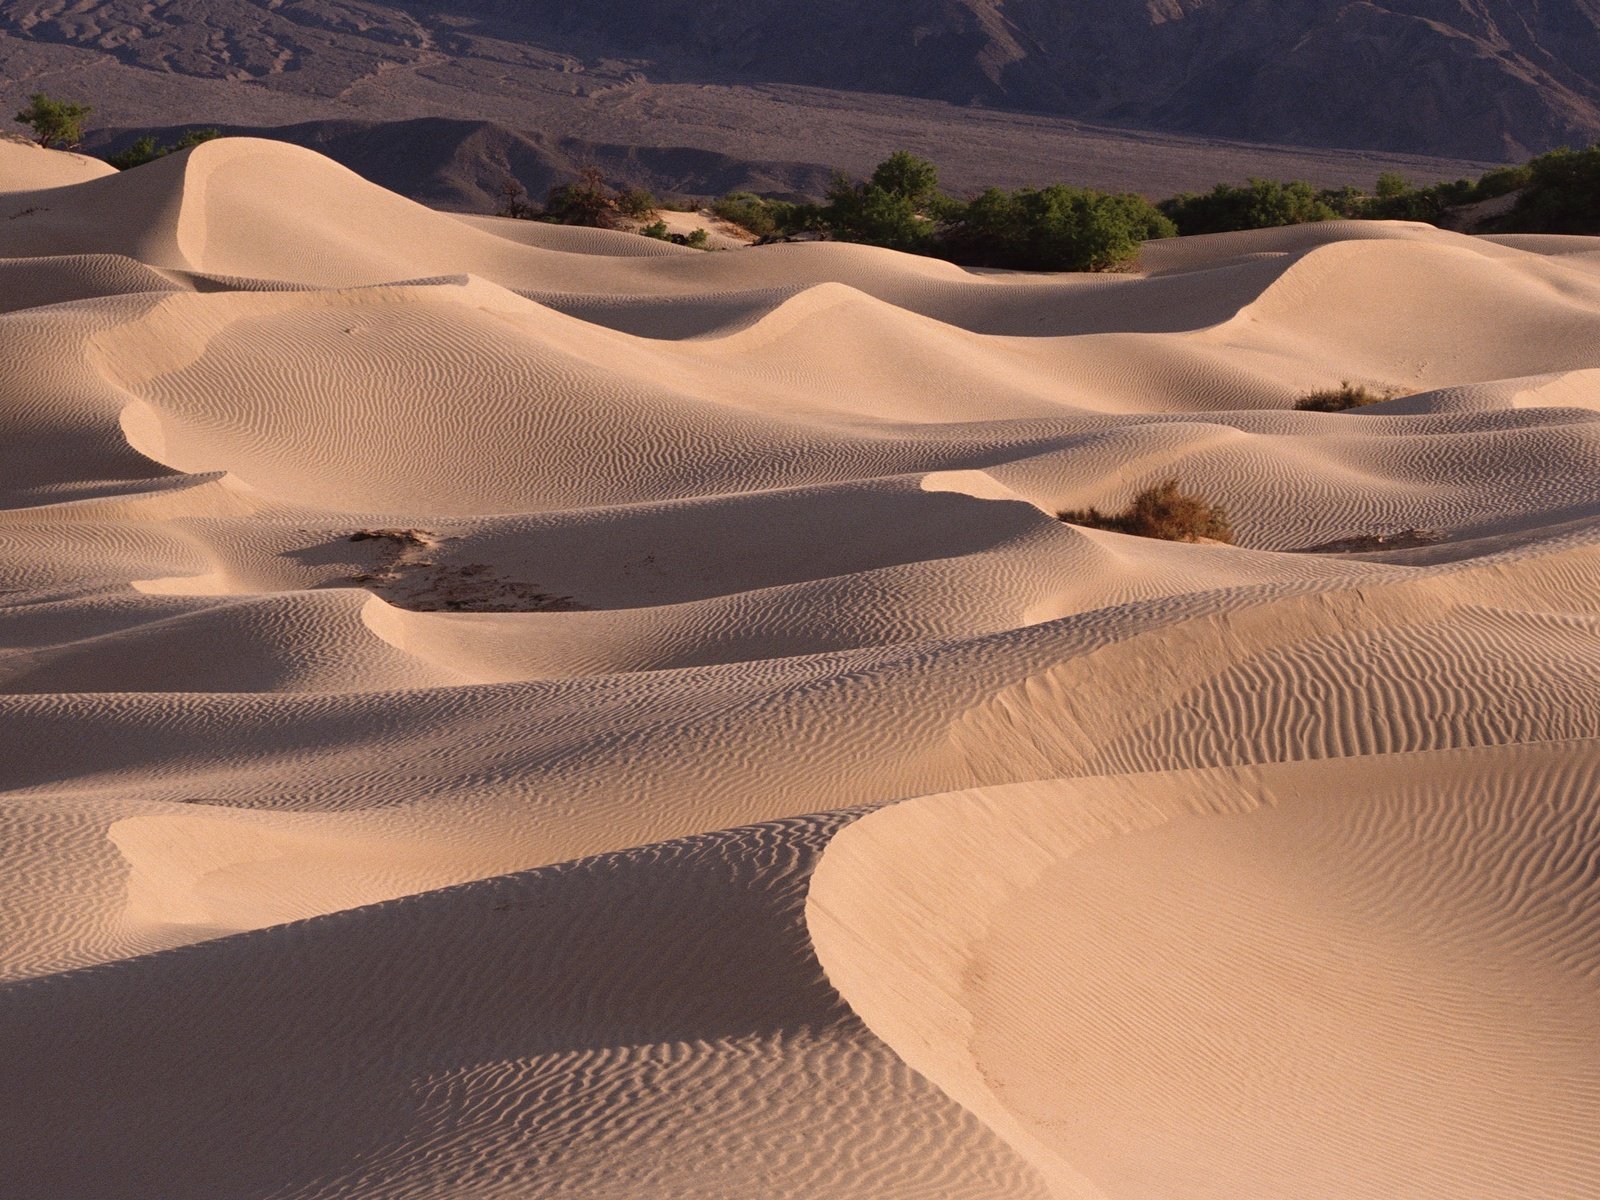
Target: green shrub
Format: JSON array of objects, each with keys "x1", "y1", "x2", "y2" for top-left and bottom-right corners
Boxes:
[
  {"x1": 940, "y1": 184, "x2": 1174, "y2": 271},
  {"x1": 1315, "y1": 185, "x2": 1368, "y2": 218},
  {"x1": 811, "y1": 152, "x2": 955, "y2": 251},
  {"x1": 1496, "y1": 146, "x2": 1600, "y2": 234},
  {"x1": 107, "y1": 135, "x2": 161, "y2": 171},
  {"x1": 779, "y1": 151, "x2": 1171, "y2": 270},
  {"x1": 639, "y1": 223, "x2": 710, "y2": 248},
  {"x1": 1293, "y1": 382, "x2": 1394, "y2": 412},
  {"x1": 174, "y1": 127, "x2": 220, "y2": 152},
  {"x1": 869, "y1": 150, "x2": 942, "y2": 208},
  {"x1": 106, "y1": 127, "x2": 219, "y2": 170},
  {"x1": 617, "y1": 186, "x2": 657, "y2": 218},
  {"x1": 1471, "y1": 164, "x2": 1532, "y2": 201},
  {"x1": 1159, "y1": 179, "x2": 1337, "y2": 235},
  {"x1": 545, "y1": 166, "x2": 619, "y2": 229},
  {"x1": 14, "y1": 93, "x2": 91, "y2": 149},
  {"x1": 821, "y1": 172, "x2": 932, "y2": 251},
  {"x1": 712, "y1": 191, "x2": 782, "y2": 236},
  {"x1": 1356, "y1": 172, "x2": 1475, "y2": 223},
  {"x1": 1059, "y1": 480, "x2": 1233, "y2": 543},
  {"x1": 1374, "y1": 172, "x2": 1410, "y2": 200}
]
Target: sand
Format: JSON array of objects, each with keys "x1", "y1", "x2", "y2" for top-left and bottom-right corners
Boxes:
[{"x1": 1, "y1": 135, "x2": 1598, "y2": 1198}]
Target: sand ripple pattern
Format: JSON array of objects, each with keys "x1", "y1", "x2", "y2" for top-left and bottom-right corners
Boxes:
[{"x1": 1, "y1": 137, "x2": 1598, "y2": 1197}]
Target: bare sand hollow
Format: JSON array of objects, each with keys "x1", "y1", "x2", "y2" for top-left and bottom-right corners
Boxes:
[{"x1": 1, "y1": 137, "x2": 1598, "y2": 1198}]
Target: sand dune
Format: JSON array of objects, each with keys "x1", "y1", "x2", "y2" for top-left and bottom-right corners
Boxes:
[
  {"x1": 2, "y1": 137, "x2": 1598, "y2": 1197},
  {"x1": 809, "y1": 740, "x2": 1600, "y2": 1199}
]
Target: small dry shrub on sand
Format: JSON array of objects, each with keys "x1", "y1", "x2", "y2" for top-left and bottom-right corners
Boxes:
[
  {"x1": 1059, "y1": 479, "x2": 1234, "y2": 544},
  {"x1": 1293, "y1": 381, "x2": 1395, "y2": 412}
]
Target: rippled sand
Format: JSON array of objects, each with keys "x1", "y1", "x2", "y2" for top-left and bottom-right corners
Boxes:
[{"x1": 2, "y1": 137, "x2": 1599, "y2": 1198}]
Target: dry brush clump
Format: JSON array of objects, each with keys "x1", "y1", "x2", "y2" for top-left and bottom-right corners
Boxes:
[
  {"x1": 1293, "y1": 381, "x2": 1397, "y2": 412},
  {"x1": 1058, "y1": 479, "x2": 1234, "y2": 544}
]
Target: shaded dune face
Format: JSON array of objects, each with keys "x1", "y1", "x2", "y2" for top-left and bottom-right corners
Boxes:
[{"x1": 1, "y1": 137, "x2": 1598, "y2": 1197}]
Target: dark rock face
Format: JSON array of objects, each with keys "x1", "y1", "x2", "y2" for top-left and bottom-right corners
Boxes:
[
  {"x1": 3, "y1": 0, "x2": 1598, "y2": 157},
  {"x1": 379, "y1": 0, "x2": 1600, "y2": 155},
  {"x1": 79, "y1": 118, "x2": 838, "y2": 210}
]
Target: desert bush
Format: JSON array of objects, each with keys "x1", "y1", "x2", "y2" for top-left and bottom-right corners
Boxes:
[
  {"x1": 940, "y1": 184, "x2": 1174, "y2": 271},
  {"x1": 106, "y1": 127, "x2": 219, "y2": 170},
  {"x1": 107, "y1": 135, "x2": 161, "y2": 171},
  {"x1": 1159, "y1": 179, "x2": 1337, "y2": 235},
  {"x1": 802, "y1": 152, "x2": 1172, "y2": 269},
  {"x1": 821, "y1": 172, "x2": 932, "y2": 251},
  {"x1": 1471, "y1": 163, "x2": 1533, "y2": 201},
  {"x1": 617, "y1": 186, "x2": 657, "y2": 218},
  {"x1": 1293, "y1": 381, "x2": 1393, "y2": 412},
  {"x1": 812, "y1": 151, "x2": 958, "y2": 251},
  {"x1": 1058, "y1": 480, "x2": 1234, "y2": 543},
  {"x1": 1356, "y1": 172, "x2": 1480, "y2": 223},
  {"x1": 1495, "y1": 145, "x2": 1600, "y2": 234},
  {"x1": 14, "y1": 93, "x2": 91, "y2": 149},
  {"x1": 545, "y1": 166, "x2": 618, "y2": 229},
  {"x1": 869, "y1": 150, "x2": 943, "y2": 208},
  {"x1": 712, "y1": 191, "x2": 782, "y2": 236},
  {"x1": 639, "y1": 222, "x2": 710, "y2": 248},
  {"x1": 496, "y1": 176, "x2": 541, "y2": 220}
]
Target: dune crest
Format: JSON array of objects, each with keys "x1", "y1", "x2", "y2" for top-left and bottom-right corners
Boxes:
[{"x1": 2, "y1": 139, "x2": 1598, "y2": 1197}]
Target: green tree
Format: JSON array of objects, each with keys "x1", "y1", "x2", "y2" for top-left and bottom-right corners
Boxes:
[
  {"x1": 941, "y1": 185, "x2": 1174, "y2": 271},
  {"x1": 1159, "y1": 179, "x2": 1337, "y2": 235},
  {"x1": 1472, "y1": 164, "x2": 1532, "y2": 200},
  {"x1": 616, "y1": 186, "x2": 657, "y2": 218},
  {"x1": 712, "y1": 191, "x2": 784, "y2": 237},
  {"x1": 1497, "y1": 145, "x2": 1600, "y2": 234},
  {"x1": 544, "y1": 166, "x2": 618, "y2": 229},
  {"x1": 1375, "y1": 171, "x2": 1411, "y2": 199},
  {"x1": 870, "y1": 150, "x2": 941, "y2": 207},
  {"x1": 821, "y1": 172, "x2": 925, "y2": 250},
  {"x1": 813, "y1": 152, "x2": 954, "y2": 251},
  {"x1": 106, "y1": 127, "x2": 220, "y2": 170},
  {"x1": 106, "y1": 135, "x2": 161, "y2": 171},
  {"x1": 14, "y1": 94, "x2": 92, "y2": 150}
]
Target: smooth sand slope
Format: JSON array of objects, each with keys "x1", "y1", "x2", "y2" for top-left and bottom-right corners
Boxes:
[{"x1": 1, "y1": 136, "x2": 1598, "y2": 1198}]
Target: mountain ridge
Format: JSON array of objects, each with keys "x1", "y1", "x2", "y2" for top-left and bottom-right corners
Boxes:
[{"x1": 4, "y1": 0, "x2": 1592, "y2": 171}]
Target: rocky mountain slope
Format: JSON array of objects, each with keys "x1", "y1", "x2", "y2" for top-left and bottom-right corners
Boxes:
[
  {"x1": 2, "y1": 0, "x2": 1598, "y2": 159},
  {"x1": 80, "y1": 119, "x2": 838, "y2": 210}
]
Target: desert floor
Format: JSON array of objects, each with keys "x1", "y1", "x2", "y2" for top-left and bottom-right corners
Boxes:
[{"x1": 2, "y1": 137, "x2": 1599, "y2": 1199}]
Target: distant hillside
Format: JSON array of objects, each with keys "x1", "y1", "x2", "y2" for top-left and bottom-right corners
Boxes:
[
  {"x1": 3, "y1": 0, "x2": 1599, "y2": 158},
  {"x1": 435, "y1": 0, "x2": 1600, "y2": 157},
  {"x1": 82, "y1": 119, "x2": 837, "y2": 211}
]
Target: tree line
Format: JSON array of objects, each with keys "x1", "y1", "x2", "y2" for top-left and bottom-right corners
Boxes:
[
  {"x1": 14, "y1": 91, "x2": 1600, "y2": 271},
  {"x1": 702, "y1": 147, "x2": 1600, "y2": 269}
]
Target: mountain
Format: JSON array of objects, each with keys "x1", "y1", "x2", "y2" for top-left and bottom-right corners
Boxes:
[
  {"x1": 437, "y1": 0, "x2": 1600, "y2": 157},
  {"x1": 4, "y1": 0, "x2": 1594, "y2": 164},
  {"x1": 81, "y1": 119, "x2": 839, "y2": 210},
  {"x1": 426, "y1": 0, "x2": 1600, "y2": 157},
  {"x1": 417, "y1": 0, "x2": 1600, "y2": 158}
]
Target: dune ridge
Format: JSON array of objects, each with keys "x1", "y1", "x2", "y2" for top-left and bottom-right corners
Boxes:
[{"x1": 2, "y1": 137, "x2": 1598, "y2": 1197}]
